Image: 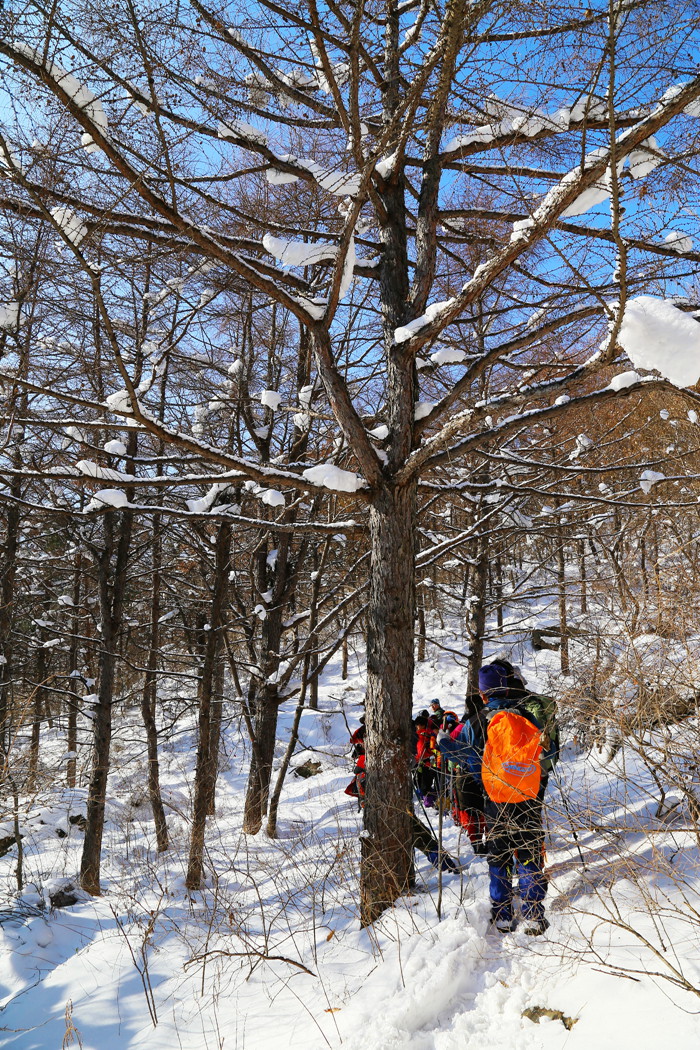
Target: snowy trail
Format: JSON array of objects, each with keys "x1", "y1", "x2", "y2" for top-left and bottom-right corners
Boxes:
[{"x1": 2, "y1": 648, "x2": 700, "y2": 1048}]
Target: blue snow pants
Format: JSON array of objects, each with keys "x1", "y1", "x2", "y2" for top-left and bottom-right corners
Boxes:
[{"x1": 485, "y1": 796, "x2": 547, "y2": 923}]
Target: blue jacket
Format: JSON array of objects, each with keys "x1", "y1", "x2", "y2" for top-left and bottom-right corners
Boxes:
[{"x1": 438, "y1": 691, "x2": 559, "y2": 786}]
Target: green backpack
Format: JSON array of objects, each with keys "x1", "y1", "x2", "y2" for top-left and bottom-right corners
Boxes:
[{"x1": 517, "y1": 693, "x2": 560, "y2": 773}]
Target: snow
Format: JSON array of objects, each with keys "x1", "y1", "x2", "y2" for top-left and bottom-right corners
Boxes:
[
  {"x1": 269, "y1": 154, "x2": 361, "y2": 196},
  {"x1": 617, "y1": 296, "x2": 700, "y2": 387},
  {"x1": 259, "y1": 389, "x2": 283, "y2": 411},
  {"x1": 302, "y1": 463, "x2": 364, "y2": 492},
  {"x1": 104, "y1": 390, "x2": 133, "y2": 413},
  {"x1": 688, "y1": 410, "x2": 698, "y2": 423},
  {"x1": 0, "y1": 302, "x2": 20, "y2": 330},
  {"x1": 262, "y1": 233, "x2": 338, "y2": 269},
  {"x1": 12, "y1": 43, "x2": 109, "y2": 137},
  {"x1": 75, "y1": 460, "x2": 132, "y2": 483},
  {"x1": 84, "y1": 488, "x2": 128, "y2": 510},
  {"x1": 376, "y1": 152, "x2": 399, "y2": 178},
  {"x1": 81, "y1": 131, "x2": 103, "y2": 155},
  {"x1": 368, "y1": 424, "x2": 389, "y2": 440},
  {"x1": 103, "y1": 440, "x2": 127, "y2": 456},
  {"x1": 50, "y1": 207, "x2": 88, "y2": 246},
  {"x1": 608, "y1": 370, "x2": 642, "y2": 391},
  {"x1": 217, "y1": 119, "x2": 267, "y2": 147},
  {"x1": 3, "y1": 623, "x2": 700, "y2": 1050},
  {"x1": 628, "y1": 137, "x2": 664, "y2": 179},
  {"x1": 431, "y1": 347, "x2": 467, "y2": 365},
  {"x1": 338, "y1": 235, "x2": 356, "y2": 301},
  {"x1": 185, "y1": 481, "x2": 230, "y2": 514},
  {"x1": 414, "y1": 401, "x2": 435, "y2": 420},
  {"x1": 640, "y1": 469, "x2": 666, "y2": 493},
  {"x1": 664, "y1": 230, "x2": 693, "y2": 252},
  {"x1": 266, "y1": 167, "x2": 300, "y2": 185},
  {"x1": 260, "y1": 488, "x2": 285, "y2": 507},
  {"x1": 394, "y1": 299, "x2": 456, "y2": 344}
]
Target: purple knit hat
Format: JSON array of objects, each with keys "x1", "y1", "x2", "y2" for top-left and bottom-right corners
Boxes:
[{"x1": 478, "y1": 663, "x2": 509, "y2": 694}]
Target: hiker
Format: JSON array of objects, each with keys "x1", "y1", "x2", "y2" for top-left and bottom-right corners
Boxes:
[
  {"x1": 437, "y1": 661, "x2": 559, "y2": 936},
  {"x1": 413, "y1": 712, "x2": 438, "y2": 807},
  {"x1": 345, "y1": 728, "x2": 460, "y2": 874},
  {"x1": 350, "y1": 716, "x2": 366, "y2": 759},
  {"x1": 444, "y1": 711, "x2": 487, "y2": 854},
  {"x1": 428, "y1": 699, "x2": 444, "y2": 728}
]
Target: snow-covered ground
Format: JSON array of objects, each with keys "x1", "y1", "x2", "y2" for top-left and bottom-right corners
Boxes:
[{"x1": 2, "y1": 632, "x2": 700, "y2": 1049}]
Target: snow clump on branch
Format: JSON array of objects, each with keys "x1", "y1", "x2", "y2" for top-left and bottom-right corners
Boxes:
[
  {"x1": 302, "y1": 464, "x2": 363, "y2": 492},
  {"x1": 617, "y1": 296, "x2": 700, "y2": 387}
]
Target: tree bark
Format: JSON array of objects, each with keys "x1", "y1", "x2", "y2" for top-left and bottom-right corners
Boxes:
[
  {"x1": 360, "y1": 482, "x2": 416, "y2": 926},
  {"x1": 140, "y1": 515, "x2": 169, "y2": 852},
  {"x1": 466, "y1": 520, "x2": 489, "y2": 696},
  {"x1": 80, "y1": 505, "x2": 133, "y2": 896},
  {"x1": 556, "y1": 517, "x2": 570, "y2": 676},
  {"x1": 185, "y1": 520, "x2": 230, "y2": 889},
  {"x1": 0, "y1": 499, "x2": 20, "y2": 758}
]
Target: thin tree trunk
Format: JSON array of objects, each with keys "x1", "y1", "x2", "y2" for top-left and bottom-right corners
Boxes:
[
  {"x1": 557, "y1": 518, "x2": 570, "y2": 676},
  {"x1": 141, "y1": 515, "x2": 169, "y2": 852},
  {"x1": 207, "y1": 655, "x2": 225, "y2": 817},
  {"x1": 67, "y1": 556, "x2": 81, "y2": 789},
  {"x1": 185, "y1": 521, "x2": 230, "y2": 889},
  {"x1": 27, "y1": 639, "x2": 46, "y2": 788},
  {"x1": 341, "y1": 631, "x2": 348, "y2": 680},
  {"x1": 494, "y1": 555, "x2": 503, "y2": 631},
  {"x1": 466, "y1": 521, "x2": 489, "y2": 696},
  {"x1": 579, "y1": 538, "x2": 588, "y2": 614},
  {"x1": 242, "y1": 686, "x2": 279, "y2": 834},
  {"x1": 0, "y1": 499, "x2": 20, "y2": 758},
  {"x1": 417, "y1": 600, "x2": 426, "y2": 661},
  {"x1": 242, "y1": 531, "x2": 292, "y2": 835},
  {"x1": 80, "y1": 505, "x2": 133, "y2": 896},
  {"x1": 266, "y1": 540, "x2": 328, "y2": 837}
]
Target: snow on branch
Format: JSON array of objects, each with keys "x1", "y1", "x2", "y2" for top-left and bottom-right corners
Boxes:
[
  {"x1": 393, "y1": 72, "x2": 700, "y2": 354},
  {"x1": 617, "y1": 297, "x2": 700, "y2": 388},
  {"x1": 265, "y1": 154, "x2": 361, "y2": 196},
  {"x1": 262, "y1": 233, "x2": 339, "y2": 268}
]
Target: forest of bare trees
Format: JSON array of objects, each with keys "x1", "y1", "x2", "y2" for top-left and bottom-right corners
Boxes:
[{"x1": 3, "y1": 0, "x2": 700, "y2": 939}]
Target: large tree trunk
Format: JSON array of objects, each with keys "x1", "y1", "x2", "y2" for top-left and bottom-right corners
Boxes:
[{"x1": 360, "y1": 481, "x2": 416, "y2": 926}]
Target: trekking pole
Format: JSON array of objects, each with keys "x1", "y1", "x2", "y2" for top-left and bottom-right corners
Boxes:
[
  {"x1": 552, "y1": 766, "x2": 587, "y2": 870},
  {"x1": 437, "y1": 790, "x2": 443, "y2": 920}
]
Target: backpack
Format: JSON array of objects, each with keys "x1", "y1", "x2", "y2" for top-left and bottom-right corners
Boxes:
[
  {"x1": 481, "y1": 706, "x2": 543, "y2": 803},
  {"x1": 518, "y1": 693, "x2": 559, "y2": 773}
]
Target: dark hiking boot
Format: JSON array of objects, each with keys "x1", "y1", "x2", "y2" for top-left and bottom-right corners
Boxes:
[
  {"x1": 489, "y1": 905, "x2": 515, "y2": 933},
  {"x1": 523, "y1": 917, "x2": 550, "y2": 937},
  {"x1": 425, "y1": 850, "x2": 461, "y2": 873},
  {"x1": 490, "y1": 915, "x2": 516, "y2": 933}
]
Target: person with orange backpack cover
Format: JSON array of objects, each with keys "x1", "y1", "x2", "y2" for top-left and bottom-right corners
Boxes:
[{"x1": 437, "y1": 661, "x2": 559, "y2": 936}]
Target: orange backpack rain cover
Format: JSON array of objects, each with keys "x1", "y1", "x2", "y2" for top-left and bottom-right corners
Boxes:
[{"x1": 482, "y1": 709, "x2": 542, "y2": 803}]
